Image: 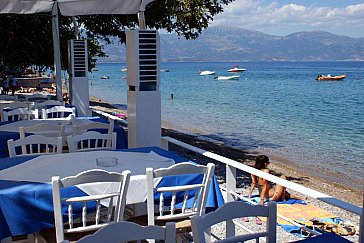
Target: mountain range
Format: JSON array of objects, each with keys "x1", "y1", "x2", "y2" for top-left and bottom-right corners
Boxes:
[{"x1": 99, "y1": 26, "x2": 364, "y2": 62}]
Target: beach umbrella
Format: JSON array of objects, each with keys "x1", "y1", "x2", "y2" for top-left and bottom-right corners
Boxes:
[{"x1": 0, "y1": 0, "x2": 156, "y2": 100}]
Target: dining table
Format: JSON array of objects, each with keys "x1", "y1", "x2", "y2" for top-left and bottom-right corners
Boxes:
[
  {"x1": 0, "y1": 146, "x2": 224, "y2": 242},
  {"x1": 0, "y1": 116, "x2": 127, "y2": 157}
]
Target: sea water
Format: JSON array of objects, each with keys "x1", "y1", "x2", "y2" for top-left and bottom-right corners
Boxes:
[{"x1": 89, "y1": 61, "x2": 364, "y2": 189}]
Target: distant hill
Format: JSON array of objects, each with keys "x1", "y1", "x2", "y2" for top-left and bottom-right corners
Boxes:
[{"x1": 98, "y1": 26, "x2": 364, "y2": 62}]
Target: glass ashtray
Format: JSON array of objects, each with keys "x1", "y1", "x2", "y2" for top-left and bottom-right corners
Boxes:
[{"x1": 96, "y1": 157, "x2": 118, "y2": 167}]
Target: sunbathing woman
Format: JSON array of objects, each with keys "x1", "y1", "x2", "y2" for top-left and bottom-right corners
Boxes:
[{"x1": 248, "y1": 155, "x2": 295, "y2": 204}]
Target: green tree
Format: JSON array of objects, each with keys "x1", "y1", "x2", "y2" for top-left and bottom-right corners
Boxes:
[{"x1": 0, "y1": 0, "x2": 233, "y2": 71}]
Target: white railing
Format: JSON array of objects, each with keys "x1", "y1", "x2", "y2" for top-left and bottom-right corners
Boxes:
[
  {"x1": 91, "y1": 109, "x2": 128, "y2": 127},
  {"x1": 161, "y1": 136, "x2": 363, "y2": 242}
]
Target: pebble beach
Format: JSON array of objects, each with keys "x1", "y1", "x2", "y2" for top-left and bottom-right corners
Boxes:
[{"x1": 90, "y1": 96, "x2": 362, "y2": 242}]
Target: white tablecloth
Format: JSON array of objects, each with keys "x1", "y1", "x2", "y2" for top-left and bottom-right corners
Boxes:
[
  {"x1": 0, "y1": 150, "x2": 175, "y2": 204},
  {"x1": 0, "y1": 118, "x2": 92, "y2": 132}
]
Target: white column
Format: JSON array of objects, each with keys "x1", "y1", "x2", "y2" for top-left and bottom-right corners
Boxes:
[
  {"x1": 126, "y1": 30, "x2": 161, "y2": 148},
  {"x1": 51, "y1": 2, "x2": 62, "y2": 101}
]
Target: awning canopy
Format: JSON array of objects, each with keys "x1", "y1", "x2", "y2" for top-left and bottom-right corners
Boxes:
[{"x1": 0, "y1": 0, "x2": 155, "y2": 16}]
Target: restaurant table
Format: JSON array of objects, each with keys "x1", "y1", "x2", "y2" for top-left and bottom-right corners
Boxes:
[
  {"x1": 0, "y1": 117, "x2": 127, "y2": 157},
  {"x1": 0, "y1": 146, "x2": 224, "y2": 241}
]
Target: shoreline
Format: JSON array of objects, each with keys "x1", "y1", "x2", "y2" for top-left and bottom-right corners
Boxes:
[{"x1": 89, "y1": 96, "x2": 362, "y2": 207}]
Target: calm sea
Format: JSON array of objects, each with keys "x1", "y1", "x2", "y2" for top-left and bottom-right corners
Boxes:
[{"x1": 89, "y1": 62, "x2": 364, "y2": 188}]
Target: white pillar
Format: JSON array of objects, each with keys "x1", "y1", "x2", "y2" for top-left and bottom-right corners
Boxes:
[
  {"x1": 51, "y1": 2, "x2": 62, "y2": 101},
  {"x1": 68, "y1": 39, "x2": 90, "y2": 116},
  {"x1": 126, "y1": 30, "x2": 161, "y2": 148}
]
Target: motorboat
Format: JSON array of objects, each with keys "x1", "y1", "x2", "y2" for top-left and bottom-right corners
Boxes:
[
  {"x1": 227, "y1": 66, "x2": 246, "y2": 72},
  {"x1": 161, "y1": 69, "x2": 170, "y2": 72},
  {"x1": 216, "y1": 75, "x2": 240, "y2": 81},
  {"x1": 199, "y1": 70, "x2": 215, "y2": 76},
  {"x1": 121, "y1": 68, "x2": 127, "y2": 72},
  {"x1": 316, "y1": 74, "x2": 346, "y2": 81},
  {"x1": 101, "y1": 75, "x2": 110, "y2": 79}
]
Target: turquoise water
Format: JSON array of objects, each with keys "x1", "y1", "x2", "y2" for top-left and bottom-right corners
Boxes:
[{"x1": 89, "y1": 62, "x2": 364, "y2": 187}]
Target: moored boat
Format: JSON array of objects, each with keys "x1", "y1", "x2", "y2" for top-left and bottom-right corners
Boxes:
[
  {"x1": 216, "y1": 75, "x2": 240, "y2": 81},
  {"x1": 101, "y1": 75, "x2": 110, "y2": 79},
  {"x1": 199, "y1": 70, "x2": 215, "y2": 76},
  {"x1": 227, "y1": 66, "x2": 246, "y2": 72},
  {"x1": 316, "y1": 74, "x2": 346, "y2": 81}
]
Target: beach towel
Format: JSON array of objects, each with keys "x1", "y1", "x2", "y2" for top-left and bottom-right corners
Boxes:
[{"x1": 245, "y1": 196, "x2": 348, "y2": 238}]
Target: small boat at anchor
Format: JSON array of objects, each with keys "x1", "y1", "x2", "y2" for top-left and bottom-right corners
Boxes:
[
  {"x1": 199, "y1": 70, "x2": 215, "y2": 76},
  {"x1": 227, "y1": 65, "x2": 246, "y2": 73},
  {"x1": 101, "y1": 75, "x2": 110, "y2": 79},
  {"x1": 216, "y1": 75, "x2": 240, "y2": 81},
  {"x1": 316, "y1": 74, "x2": 346, "y2": 81}
]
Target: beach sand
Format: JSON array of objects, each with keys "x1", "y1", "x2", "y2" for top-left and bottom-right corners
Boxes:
[{"x1": 90, "y1": 96, "x2": 362, "y2": 241}]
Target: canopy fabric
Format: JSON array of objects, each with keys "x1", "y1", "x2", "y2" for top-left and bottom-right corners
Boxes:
[
  {"x1": 0, "y1": 0, "x2": 152, "y2": 15},
  {"x1": 0, "y1": 0, "x2": 54, "y2": 14}
]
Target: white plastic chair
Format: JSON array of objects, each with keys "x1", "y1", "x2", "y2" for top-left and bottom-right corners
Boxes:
[
  {"x1": 42, "y1": 106, "x2": 76, "y2": 119},
  {"x1": 0, "y1": 101, "x2": 32, "y2": 111},
  {"x1": 50, "y1": 169, "x2": 131, "y2": 243},
  {"x1": 191, "y1": 201, "x2": 277, "y2": 243},
  {"x1": 25, "y1": 93, "x2": 50, "y2": 102},
  {"x1": 67, "y1": 131, "x2": 117, "y2": 153},
  {"x1": 71, "y1": 119, "x2": 115, "y2": 136},
  {"x1": 19, "y1": 123, "x2": 65, "y2": 139},
  {"x1": 141, "y1": 162, "x2": 214, "y2": 241},
  {"x1": 7, "y1": 134, "x2": 63, "y2": 157},
  {"x1": 35, "y1": 100, "x2": 65, "y2": 109},
  {"x1": 2, "y1": 107, "x2": 38, "y2": 121},
  {"x1": 0, "y1": 101, "x2": 31, "y2": 121},
  {"x1": 64, "y1": 221, "x2": 176, "y2": 243}
]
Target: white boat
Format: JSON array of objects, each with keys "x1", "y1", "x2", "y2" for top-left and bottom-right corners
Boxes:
[
  {"x1": 199, "y1": 70, "x2": 215, "y2": 76},
  {"x1": 227, "y1": 66, "x2": 246, "y2": 72},
  {"x1": 121, "y1": 68, "x2": 127, "y2": 72},
  {"x1": 216, "y1": 75, "x2": 240, "y2": 81},
  {"x1": 101, "y1": 75, "x2": 110, "y2": 79}
]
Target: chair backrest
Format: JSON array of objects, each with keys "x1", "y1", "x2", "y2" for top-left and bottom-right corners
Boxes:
[
  {"x1": 70, "y1": 221, "x2": 175, "y2": 243},
  {"x1": 42, "y1": 106, "x2": 76, "y2": 119},
  {"x1": 25, "y1": 93, "x2": 50, "y2": 102},
  {"x1": 7, "y1": 134, "x2": 63, "y2": 157},
  {"x1": 34, "y1": 100, "x2": 65, "y2": 109},
  {"x1": 52, "y1": 169, "x2": 131, "y2": 243},
  {"x1": 146, "y1": 162, "x2": 215, "y2": 226},
  {"x1": 1, "y1": 101, "x2": 31, "y2": 109},
  {"x1": 0, "y1": 94, "x2": 18, "y2": 101},
  {"x1": 71, "y1": 119, "x2": 115, "y2": 136},
  {"x1": 67, "y1": 131, "x2": 117, "y2": 153},
  {"x1": 19, "y1": 123, "x2": 65, "y2": 139},
  {"x1": 191, "y1": 201, "x2": 277, "y2": 243},
  {"x1": 2, "y1": 107, "x2": 37, "y2": 121}
]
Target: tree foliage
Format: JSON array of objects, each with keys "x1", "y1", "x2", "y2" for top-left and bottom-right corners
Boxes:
[{"x1": 0, "y1": 0, "x2": 233, "y2": 71}]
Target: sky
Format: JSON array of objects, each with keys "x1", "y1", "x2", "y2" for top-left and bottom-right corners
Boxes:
[{"x1": 211, "y1": 0, "x2": 364, "y2": 37}]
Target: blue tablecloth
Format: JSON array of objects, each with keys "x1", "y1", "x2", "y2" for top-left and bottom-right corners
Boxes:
[
  {"x1": 0, "y1": 117, "x2": 127, "y2": 158},
  {"x1": 0, "y1": 147, "x2": 224, "y2": 240}
]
